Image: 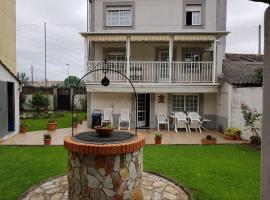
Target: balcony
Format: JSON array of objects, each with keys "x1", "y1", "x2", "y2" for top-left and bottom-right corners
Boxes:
[{"x1": 86, "y1": 61, "x2": 215, "y2": 84}]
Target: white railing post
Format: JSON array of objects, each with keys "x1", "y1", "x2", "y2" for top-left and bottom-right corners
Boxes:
[
  {"x1": 169, "y1": 35, "x2": 173, "y2": 83},
  {"x1": 213, "y1": 39, "x2": 217, "y2": 83},
  {"x1": 126, "y1": 36, "x2": 131, "y2": 82}
]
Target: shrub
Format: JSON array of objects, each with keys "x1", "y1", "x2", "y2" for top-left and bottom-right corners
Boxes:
[
  {"x1": 224, "y1": 128, "x2": 241, "y2": 136},
  {"x1": 43, "y1": 133, "x2": 51, "y2": 140},
  {"x1": 30, "y1": 93, "x2": 49, "y2": 113}
]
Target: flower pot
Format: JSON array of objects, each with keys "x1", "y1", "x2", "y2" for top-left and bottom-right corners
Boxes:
[
  {"x1": 155, "y1": 138, "x2": 162, "y2": 144},
  {"x1": 225, "y1": 135, "x2": 235, "y2": 140},
  {"x1": 20, "y1": 126, "x2": 28, "y2": 133},
  {"x1": 44, "y1": 139, "x2": 51, "y2": 145},
  {"x1": 201, "y1": 139, "x2": 217, "y2": 145},
  {"x1": 235, "y1": 135, "x2": 241, "y2": 140},
  {"x1": 47, "y1": 122, "x2": 57, "y2": 131},
  {"x1": 95, "y1": 126, "x2": 114, "y2": 137}
]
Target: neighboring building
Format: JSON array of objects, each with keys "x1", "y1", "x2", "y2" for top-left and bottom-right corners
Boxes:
[
  {"x1": 82, "y1": 0, "x2": 228, "y2": 129},
  {"x1": 0, "y1": 0, "x2": 20, "y2": 140},
  {"x1": 217, "y1": 54, "x2": 263, "y2": 140}
]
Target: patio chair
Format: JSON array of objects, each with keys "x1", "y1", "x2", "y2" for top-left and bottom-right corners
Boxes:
[
  {"x1": 118, "y1": 109, "x2": 130, "y2": 131},
  {"x1": 101, "y1": 108, "x2": 113, "y2": 127},
  {"x1": 187, "y1": 112, "x2": 202, "y2": 133},
  {"x1": 175, "y1": 112, "x2": 189, "y2": 133},
  {"x1": 157, "y1": 113, "x2": 169, "y2": 131}
]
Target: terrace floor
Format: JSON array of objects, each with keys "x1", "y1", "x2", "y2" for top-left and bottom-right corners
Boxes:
[{"x1": 1, "y1": 122, "x2": 247, "y2": 145}]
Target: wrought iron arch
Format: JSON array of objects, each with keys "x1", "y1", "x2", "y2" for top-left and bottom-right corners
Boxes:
[{"x1": 71, "y1": 61, "x2": 138, "y2": 136}]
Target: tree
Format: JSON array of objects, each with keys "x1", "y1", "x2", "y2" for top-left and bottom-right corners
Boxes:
[
  {"x1": 64, "y1": 76, "x2": 84, "y2": 87},
  {"x1": 17, "y1": 72, "x2": 30, "y2": 86},
  {"x1": 30, "y1": 92, "x2": 49, "y2": 113}
]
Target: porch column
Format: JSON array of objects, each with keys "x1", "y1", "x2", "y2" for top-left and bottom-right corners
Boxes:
[
  {"x1": 169, "y1": 35, "x2": 173, "y2": 84},
  {"x1": 84, "y1": 38, "x2": 89, "y2": 74},
  {"x1": 262, "y1": 5, "x2": 270, "y2": 200},
  {"x1": 212, "y1": 39, "x2": 217, "y2": 83},
  {"x1": 126, "y1": 36, "x2": 131, "y2": 81}
]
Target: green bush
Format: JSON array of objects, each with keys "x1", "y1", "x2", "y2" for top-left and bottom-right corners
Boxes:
[
  {"x1": 224, "y1": 127, "x2": 241, "y2": 136},
  {"x1": 30, "y1": 93, "x2": 49, "y2": 113}
]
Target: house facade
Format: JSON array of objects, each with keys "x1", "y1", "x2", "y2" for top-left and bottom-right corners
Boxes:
[
  {"x1": 0, "y1": 0, "x2": 20, "y2": 140},
  {"x1": 82, "y1": 0, "x2": 228, "y2": 129}
]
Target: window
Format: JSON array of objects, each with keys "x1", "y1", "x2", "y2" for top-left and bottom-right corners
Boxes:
[
  {"x1": 172, "y1": 95, "x2": 199, "y2": 113},
  {"x1": 106, "y1": 6, "x2": 132, "y2": 27},
  {"x1": 184, "y1": 52, "x2": 200, "y2": 62},
  {"x1": 107, "y1": 52, "x2": 126, "y2": 61},
  {"x1": 186, "y1": 5, "x2": 202, "y2": 26}
]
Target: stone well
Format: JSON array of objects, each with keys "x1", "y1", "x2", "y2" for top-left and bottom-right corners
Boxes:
[{"x1": 64, "y1": 131, "x2": 145, "y2": 200}]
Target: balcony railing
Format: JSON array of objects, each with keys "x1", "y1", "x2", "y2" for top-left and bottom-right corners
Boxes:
[{"x1": 87, "y1": 61, "x2": 214, "y2": 84}]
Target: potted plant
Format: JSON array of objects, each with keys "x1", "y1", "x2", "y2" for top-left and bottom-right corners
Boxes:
[
  {"x1": 201, "y1": 135, "x2": 217, "y2": 145},
  {"x1": 95, "y1": 123, "x2": 114, "y2": 137},
  {"x1": 224, "y1": 128, "x2": 241, "y2": 140},
  {"x1": 154, "y1": 131, "x2": 162, "y2": 144},
  {"x1": 20, "y1": 122, "x2": 28, "y2": 133},
  {"x1": 47, "y1": 118, "x2": 57, "y2": 131},
  {"x1": 43, "y1": 133, "x2": 52, "y2": 145}
]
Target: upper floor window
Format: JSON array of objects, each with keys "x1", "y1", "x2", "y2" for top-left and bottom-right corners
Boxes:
[
  {"x1": 185, "y1": 5, "x2": 202, "y2": 26},
  {"x1": 106, "y1": 6, "x2": 132, "y2": 27}
]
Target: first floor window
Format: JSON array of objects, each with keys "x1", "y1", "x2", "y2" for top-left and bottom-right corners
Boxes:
[
  {"x1": 172, "y1": 94, "x2": 199, "y2": 113},
  {"x1": 186, "y1": 5, "x2": 202, "y2": 26},
  {"x1": 106, "y1": 6, "x2": 132, "y2": 27}
]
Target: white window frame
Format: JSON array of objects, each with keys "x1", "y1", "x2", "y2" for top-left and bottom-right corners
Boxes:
[
  {"x1": 186, "y1": 5, "x2": 202, "y2": 26},
  {"x1": 106, "y1": 6, "x2": 132, "y2": 27},
  {"x1": 171, "y1": 94, "x2": 200, "y2": 113}
]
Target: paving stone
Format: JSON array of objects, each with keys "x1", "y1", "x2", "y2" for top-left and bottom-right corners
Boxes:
[
  {"x1": 120, "y1": 167, "x2": 129, "y2": 181},
  {"x1": 103, "y1": 175, "x2": 113, "y2": 189},
  {"x1": 129, "y1": 162, "x2": 137, "y2": 180},
  {"x1": 114, "y1": 155, "x2": 120, "y2": 172},
  {"x1": 88, "y1": 167, "x2": 103, "y2": 182},
  {"x1": 21, "y1": 172, "x2": 190, "y2": 200}
]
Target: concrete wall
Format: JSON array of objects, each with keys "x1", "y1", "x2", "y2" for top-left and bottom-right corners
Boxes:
[
  {"x1": 0, "y1": 0, "x2": 16, "y2": 74},
  {"x1": 230, "y1": 87, "x2": 262, "y2": 140},
  {"x1": 0, "y1": 62, "x2": 19, "y2": 139},
  {"x1": 93, "y1": 0, "x2": 225, "y2": 33},
  {"x1": 217, "y1": 81, "x2": 231, "y2": 131}
]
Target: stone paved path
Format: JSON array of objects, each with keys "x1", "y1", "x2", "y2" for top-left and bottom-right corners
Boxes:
[{"x1": 21, "y1": 172, "x2": 190, "y2": 200}]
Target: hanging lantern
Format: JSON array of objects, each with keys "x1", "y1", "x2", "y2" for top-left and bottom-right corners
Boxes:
[{"x1": 101, "y1": 76, "x2": 110, "y2": 86}]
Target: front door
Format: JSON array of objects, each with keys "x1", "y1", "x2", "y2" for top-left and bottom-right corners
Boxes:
[
  {"x1": 158, "y1": 51, "x2": 169, "y2": 81},
  {"x1": 0, "y1": 81, "x2": 8, "y2": 138},
  {"x1": 137, "y1": 94, "x2": 150, "y2": 128}
]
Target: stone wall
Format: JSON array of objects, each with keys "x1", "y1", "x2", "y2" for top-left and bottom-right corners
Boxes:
[{"x1": 67, "y1": 149, "x2": 143, "y2": 200}]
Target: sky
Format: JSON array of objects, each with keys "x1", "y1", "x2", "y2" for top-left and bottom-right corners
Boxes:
[{"x1": 16, "y1": 0, "x2": 268, "y2": 81}]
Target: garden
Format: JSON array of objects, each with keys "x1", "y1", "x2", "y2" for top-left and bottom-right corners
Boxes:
[
  {"x1": 20, "y1": 92, "x2": 86, "y2": 132},
  {"x1": 0, "y1": 145, "x2": 260, "y2": 200}
]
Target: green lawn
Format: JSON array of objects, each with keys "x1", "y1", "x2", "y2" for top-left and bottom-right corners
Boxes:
[
  {"x1": 21, "y1": 112, "x2": 86, "y2": 132},
  {"x1": 0, "y1": 145, "x2": 260, "y2": 200}
]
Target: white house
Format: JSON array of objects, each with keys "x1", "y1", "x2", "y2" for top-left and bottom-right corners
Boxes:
[
  {"x1": 217, "y1": 54, "x2": 263, "y2": 140},
  {"x1": 0, "y1": 0, "x2": 20, "y2": 140},
  {"x1": 82, "y1": 0, "x2": 228, "y2": 129}
]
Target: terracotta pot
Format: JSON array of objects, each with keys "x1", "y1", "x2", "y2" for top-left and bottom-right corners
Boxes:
[
  {"x1": 155, "y1": 138, "x2": 162, "y2": 144},
  {"x1": 47, "y1": 122, "x2": 57, "y2": 131},
  {"x1": 20, "y1": 126, "x2": 28, "y2": 133},
  {"x1": 225, "y1": 135, "x2": 235, "y2": 140},
  {"x1": 44, "y1": 139, "x2": 51, "y2": 145},
  {"x1": 95, "y1": 126, "x2": 114, "y2": 137},
  {"x1": 235, "y1": 135, "x2": 241, "y2": 140},
  {"x1": 201, "y1": 139, "x2": 217, "y2": 145}
]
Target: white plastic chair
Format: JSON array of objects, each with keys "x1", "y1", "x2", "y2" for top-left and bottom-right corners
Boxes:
[
  {"x1": 118, "y1": 109, "x2": 130, "y2": 130},
  {"x1": 101, "y1": 108, "x2": 113, "y2": 127},
  {"x1": 157, "y1": 113, "x2": 169, "y2": 131},
  {"x1": 188, "y1": 112, "x2": 202, "y2": 133},
  {"x1": 175, "y1": 112, "x2": 189, "y2": 133}
]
